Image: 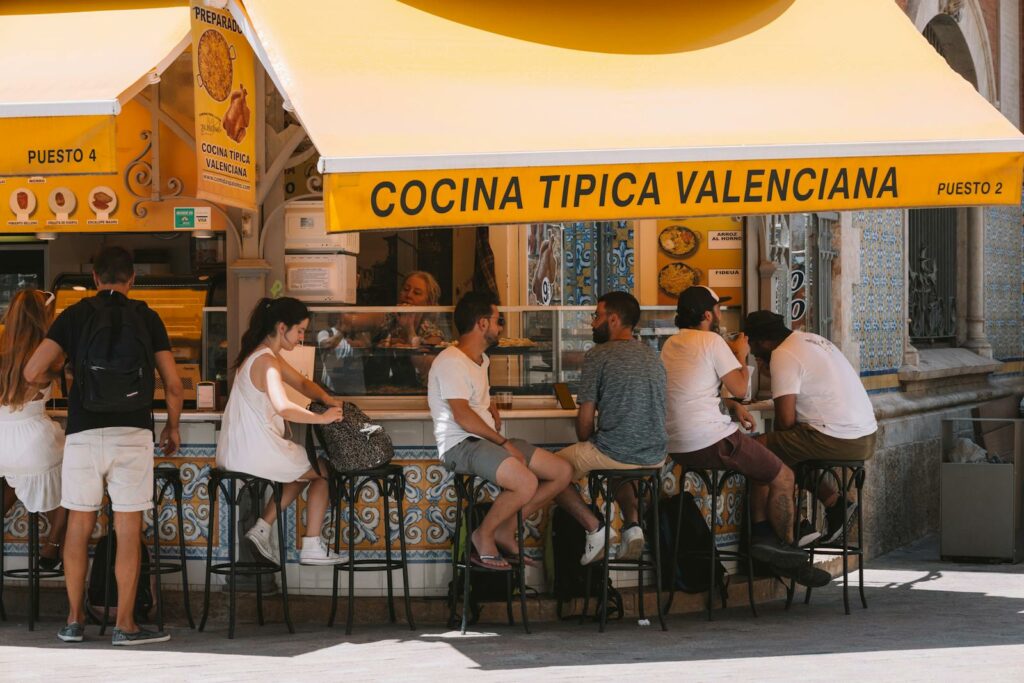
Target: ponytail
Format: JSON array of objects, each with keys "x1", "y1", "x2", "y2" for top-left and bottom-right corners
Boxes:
[{"x1": 233, "y1": 296, "x2": 310, "y2": 369}]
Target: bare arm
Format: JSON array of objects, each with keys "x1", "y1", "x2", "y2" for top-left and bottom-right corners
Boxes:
[
  {"x1": 576, "y1": 401, "x2": 596, "y2": 442},
  {"x1": 724, "y1": 398, "x2": 755, "y2": 431},
  {"x1": 721, "y1": 366, "x2": 750, "y2": 399},
  {"x1": 258, "y1": 356, "x2": 338, "y2": 423},
  {"x1": 773, "y1": 394, "x2": 798, "y2": 430},
  {"x1": 154, "y1": 350, "x2": 183, "y2": 455},
  {"x1": 23, "y1": 339, "x2": 64, "y2": 386}
]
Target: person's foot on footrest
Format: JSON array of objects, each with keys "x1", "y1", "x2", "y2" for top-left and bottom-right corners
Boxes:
[
  {"x1": 245, "y1": 519, "x2": 277, "y2": 562},
  {"x1": 299, "y1": 536, "x2": 346, "y2": 565},
  {"x1": 617, "y1": 524, "x2": 645, "y2": 561},
  {"x1": 750, "y1": 530, "x2": 808, "y2": 570},
  {"x1": 580, "y1": 524, "x2": 613, "y2": 565},
  {"x1": 774, "y1": 562, "x2": 833, "y2": 588},
  {"x1": 823, "y1": 499, "x2": 857, "y2": 545},
  {"x1": 797, "y1": 520, "x2": 822, "y2": 548}
]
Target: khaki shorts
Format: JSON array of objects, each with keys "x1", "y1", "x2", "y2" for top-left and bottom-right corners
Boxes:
[
  {"x1": 766, "y1": 424, "x2": 876, "y2": 467},
  {"x1": 442, "y1": 437, "x2": 537, "y2": 484},
  {"x1": 671, "y1": 431, "x2": 783, "y2": 484},
  {"x1": 555, "y1": 440, "x2": 658, "y2": 481},
  {"x1": 61, "y1": 427, "x2": 155, "y2": 513}
]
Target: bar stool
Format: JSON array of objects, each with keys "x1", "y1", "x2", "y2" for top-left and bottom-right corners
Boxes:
[
  {"x1": 199, "y1": 469, "x2": 294, "y2": 639},
  {"x1": 787, "y1": 459, "x2": 867, "y2": 615},
  {"x1": 667, "y1": 466, "x2": 758, "y2": 620},
  {"x1": 448, "y1": 473, "x2": 530, "y2": 634},
  {"x1": 327, "y1": 463, "x2": 415, "y2": 635},
  {"x1": 0, "y1": 480, "x2": 64, "y2": 631},
  {"x1": 583, "y1": 467, "x2": 666, "y2": 633}
]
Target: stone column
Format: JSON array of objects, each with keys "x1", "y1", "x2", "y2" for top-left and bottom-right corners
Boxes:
[{"x1": 963, "y1": 206, "x2": 992, "y2": 358}]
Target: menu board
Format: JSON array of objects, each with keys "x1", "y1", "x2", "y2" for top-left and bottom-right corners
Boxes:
[
  {"x1": 1, "y1": 100, "x2": 225, "y2": 234},
  {"x1": 190, "y1": 1, "x2": 257, "y2": 210},
  {"x1": 655, "y1": 216, "x2": 744, "y2": 306}
]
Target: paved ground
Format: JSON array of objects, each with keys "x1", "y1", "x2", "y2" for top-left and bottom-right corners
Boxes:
[{"x1": 2, "y1": 536, "x2": 1023, "y2": 682}]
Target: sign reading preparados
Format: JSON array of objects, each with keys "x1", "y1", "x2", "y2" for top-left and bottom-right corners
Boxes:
[
  {"x1": 325, "y1": 152, "x2": 1023, "y2": 231},
  {"x1": 190, "y1": 1, "x2": 256, "y2": 210}
]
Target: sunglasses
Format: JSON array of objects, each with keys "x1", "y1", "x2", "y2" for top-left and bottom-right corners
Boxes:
[{"x1": 496, "y1": 314, "x2": 505, "y2": 326}]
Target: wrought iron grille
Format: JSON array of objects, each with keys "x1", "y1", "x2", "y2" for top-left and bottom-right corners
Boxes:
[
  {"x1": 908, "y1": 208, "x2": 957, "y2": 344},
  {"x1": 764, "y1": 213, "x2": 835, "y2": 340}
]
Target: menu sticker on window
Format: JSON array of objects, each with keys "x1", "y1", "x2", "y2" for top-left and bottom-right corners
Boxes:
[
  {"x1": 708, "y1": 230, "x2": 742, "y2": 250},
  {"x1": 709, "y1": 268, "x2": 743, "y2": 288},
  {"x1": 190, "y1": 1, "x2": 257, "y2": 210}
]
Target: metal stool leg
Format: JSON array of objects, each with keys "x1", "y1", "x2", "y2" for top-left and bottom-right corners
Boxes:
[
  {"x1": 707, "y1": 473, "x2": 718, "y2": 621},
  {"x1": 227, "y1": 479, "x2": 238, "y2": 640},
  {"x1": 743, "y1": 479, "x2": 758, "y2": 618},
  {"x1": 199, "y1": 473, "x2": 219, "y2": 632},
  {"x1": 174, "y1": 478, "x2": 195, "y2": 629},
  {"x1": 632, "y1": 481, "x2": 647, "y2": 624},
  {"x1": 448, "y1": 476, "x2": 463, "y2": 628},
  {"x1": 840, "y1": 466, "x2": 851, "y2": 615},
  {"x1": 152, "y1": 490, "x2": 165, "y2": 632},
  {"x1": 101, "y1": 501, "x2": 113, "y2": 635},
  {"x1": 28, "y1": 512, "x2": 38, "y2": 631},
  {"x1": 328, "y1": 476, "x2": 342, "y2": 628},
  {"x1": 273, "y1": 483, "x2": 295, "y2": 634},
  {"x1": 516, "y1": 510, "x2": 530, "y2": 634},
  {"x1": 345, "y1": 478, "x2": 357, "y2": 636},
  {"x1": 598, "y1": 477, "x2": 613, "y2": 633},
  {"x1": 0, "y1": 479, "x2": 6, "y2": 622},
  {"x1": 253, "y1": 483, "x2": 265, "y2": 628},
  {"x1": 395, "y1": 471, "x2": 415, "y2": 630},
  {"x1": 856, "y1": 467, "x2": 868, "y2": 609},
  {"x1": 460, "y1": 479, "x2": 474, "y2": 635},
  {"x1": 380, "y1": 477, "x2": 397, "y2": 624}
]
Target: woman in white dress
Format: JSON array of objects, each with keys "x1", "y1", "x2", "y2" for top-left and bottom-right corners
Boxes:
[
  {"x1": 0, "y1": 289, "x2": 67, "y2": 569},
  {"x1": 217, "y1": 297, "x2": 345, "y2": 566}
]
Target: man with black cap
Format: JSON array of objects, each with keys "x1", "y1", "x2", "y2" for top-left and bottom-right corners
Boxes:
[
  {"x1": 744, "y1": 311, "x2": 877, "y2": 544},
  {"x1": 662, "y1": 286, "x2": 829, "y2": 587}
]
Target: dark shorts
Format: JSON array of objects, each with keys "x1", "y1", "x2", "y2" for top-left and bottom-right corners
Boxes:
[
  {"x1": 766, "y1": 424, "x2": 876, "y2": 466},
  {"x1": 441, "y1": 437, "x2": 537, "y2": 484},
  {"x1": 671, "y1": 431, "x2": 783, "y2": 484}
]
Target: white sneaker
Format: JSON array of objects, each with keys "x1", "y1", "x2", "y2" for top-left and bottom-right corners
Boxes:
[
  {"x1": 580, "y1": 525, "x2": 614, "y2": 565},
  {"x1": 617, "y1": 525, "x2": 645, "y2": 561},
  {"x1": 299, "y1": 537, "x2": 346, "y2": 566},
  {"x1": 245, "y1": 522, "x2": 277, "y2": 562}
]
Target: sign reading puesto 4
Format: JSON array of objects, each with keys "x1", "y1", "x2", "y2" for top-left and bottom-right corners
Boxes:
[
  {"x1": 190, "y1": 2, "x2": 256, "y2": 210},
  {"x1": 325, "y1": 153, "x2": 1022, "y2": 231}
]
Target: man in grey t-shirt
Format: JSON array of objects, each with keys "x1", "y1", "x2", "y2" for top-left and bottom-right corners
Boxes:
[{"x1": 554, "y1": 291, "x2": 667, "y2": 564}]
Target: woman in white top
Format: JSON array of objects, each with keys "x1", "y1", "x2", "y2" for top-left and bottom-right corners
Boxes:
[
  {"x1": 0, "y1": 289, "x2": 67, "y2": 569},
  {"x1": 217, "y1": 297, "x2": 345, "y2": 566}
]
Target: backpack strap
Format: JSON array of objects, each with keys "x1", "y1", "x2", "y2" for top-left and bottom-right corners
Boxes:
[{"x1": 304, "y1": 418, "x2": 323, "y2": 477}]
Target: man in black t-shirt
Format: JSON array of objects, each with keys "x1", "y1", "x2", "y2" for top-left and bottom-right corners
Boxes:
[{"x1": 25, "y1": 246, "x2": 183, "y2": 646}]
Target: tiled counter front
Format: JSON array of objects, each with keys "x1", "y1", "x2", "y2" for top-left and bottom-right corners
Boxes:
[{"x1": 3, "y1": 411, "x2": 752, "y2": 598}]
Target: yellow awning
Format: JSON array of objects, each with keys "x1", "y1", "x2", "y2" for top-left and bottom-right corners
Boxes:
[
  {"x1": 235, "y1": 0, "x2": 1024, "y2": 231},
  {"x1": 0, "y1": 1, "x2": 191, "y2": 176}
]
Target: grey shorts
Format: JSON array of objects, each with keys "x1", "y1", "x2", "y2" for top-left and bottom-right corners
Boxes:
[{"x1": 441, "y1": 437, "x2": 537, "y2": 484}]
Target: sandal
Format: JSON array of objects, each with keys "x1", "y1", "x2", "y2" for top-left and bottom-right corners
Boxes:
[
  {"x1": 499, "y1": 548, "x2": 540, "y2": 569},
  {"x1": 470, "y1": 547, "x2": 511, "y2": 571}
]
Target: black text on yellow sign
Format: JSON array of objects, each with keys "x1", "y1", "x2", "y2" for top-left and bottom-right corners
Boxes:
[{"x1": 325, "y1": 153, "x2": 1024, "y2": 231}]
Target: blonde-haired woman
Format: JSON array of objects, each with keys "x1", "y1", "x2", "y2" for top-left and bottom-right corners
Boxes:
[{"x1": 0, "y1": 289, "x2": 67, "y2": 568}]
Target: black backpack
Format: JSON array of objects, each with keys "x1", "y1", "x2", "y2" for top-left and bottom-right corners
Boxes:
[
  {"x1": 307, "y1": 401, "x2": 394, "y2": 474},
  {"x1": 653, "y1": 492, "x2": 728, "y2": 595},
  {"x1": 547, "y1": 504, "x2": 622, "y2": 621},
  {"x1": 446, "y1": 502, "x2": 528, "y2": 627},
  {"x1": 74, "y1": 296, "x2": 155, "y2": 413},
  {"x1": 86, "y1": 531, "x2": 154, "y2": 625}
]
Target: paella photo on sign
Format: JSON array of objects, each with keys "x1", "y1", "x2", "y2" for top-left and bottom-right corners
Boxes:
[
  {"x1": 197, "y1": 29, "x2": 234, "y2": 102},
  {"x1": 658, "y1": 262, "x2": 700, "y2": 297},
  {"x1": 658, "y1": 224, "x2": 700, "y2": 258}
]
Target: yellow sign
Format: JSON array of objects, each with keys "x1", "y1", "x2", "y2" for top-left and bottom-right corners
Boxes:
[
  {"x1": 0, "y1": 99, "x2": 226, "y2": 234},
  {"x1": 325, "y1": 153, "x2": 1024, "y2": 231},
  {"x1": 0, "y1": 115, "x2": 117, "y2": 177},
  {"x1": 190, "y1": 1, "x2": 256, "y2": 210},
  {"x1": 655, "y1": 217, "x2": 743, "y2": 307}
]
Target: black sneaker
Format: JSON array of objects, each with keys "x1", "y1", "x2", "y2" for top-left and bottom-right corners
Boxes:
[
  {"x1": 823, "y1": 500, "x2": 857, "y2": 545},
  {"x1": 797, "y1": 520, "x2": 822, "y2": 548},
  {"x1": 111, "y1": 627, "x2": 170, "y2": 646},
  {"x1": 774, "y1": 562, "x2": 833, "y2": 588},
  {"x1": 749, "y1": 532, "x2": 808, "y2": 570}
]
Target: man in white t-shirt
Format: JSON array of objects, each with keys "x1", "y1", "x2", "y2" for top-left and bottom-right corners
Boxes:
[
  {"x1": 663, "y1": 286, "x2": 829, "y2": 587},
  {"x1": 745, "y1": 311, "x2": 878, "y2": 544},
  {"x1": 428, "y1": 291, "x2": 572, "y2": 571}
]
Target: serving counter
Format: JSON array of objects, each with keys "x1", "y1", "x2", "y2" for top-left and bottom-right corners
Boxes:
[{"x1": 4, "y1": 398, "x2": 771, "y2": 600}]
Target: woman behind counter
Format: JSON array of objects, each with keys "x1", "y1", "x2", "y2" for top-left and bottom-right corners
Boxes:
[
  {"x1": 319, "y1": 271, "x2": 448, "y2": 394},
  {"x1": 217, "y1": 296, "x2": 345, "y2": 565},
  {"x1": 0, "y1": 289, "x2": 67, "y2": 569}
]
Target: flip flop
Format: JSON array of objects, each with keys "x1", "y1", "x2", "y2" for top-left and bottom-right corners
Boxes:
[{"x1": 471, "y1": 550, "x2": 511, "y2": 571}]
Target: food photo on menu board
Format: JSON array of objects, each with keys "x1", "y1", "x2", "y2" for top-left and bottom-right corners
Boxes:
[
  {"x1": 655, "y1": 217, "x2": 744, "y2": 306},
  {"x1": 527, "y1": 223, "x2": 563, "y2": 305},
  {"x1": 8, "y1": 187, "x2": 36, "y2": 223},
  {"x1": 87, "y1": 186, "x2": 118, "y2": 222},
  {"x1": 48, "y1": 187, "x2": 77, "y2": 223}
]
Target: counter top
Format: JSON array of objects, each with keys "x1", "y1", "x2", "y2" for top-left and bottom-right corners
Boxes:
[
  {"x1": 46, "y1": 410, "x2": 224, "y2": 422},
  {"x1": 364, "y1": 408, "x2": 578, "y2": 421}
]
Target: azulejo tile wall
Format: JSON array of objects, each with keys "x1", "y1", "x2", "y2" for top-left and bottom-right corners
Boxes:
[
  {"x1": 984, "y1": 205, "x2": 1024, "y2": 362},
  {"x1": 852, "y1": 210, "x2": 905, "y2": 375},
  {"x1": 562, "y1": 221, "x2": 635, "y2": 305}
]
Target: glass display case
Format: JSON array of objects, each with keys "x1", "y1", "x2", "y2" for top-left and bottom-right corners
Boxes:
[
  {"x1": 202, "y1": 307, "x2": 228, "y2": 382},
  {"x1": 307, "y1": 305, "x2": 744, "y2": 397}
]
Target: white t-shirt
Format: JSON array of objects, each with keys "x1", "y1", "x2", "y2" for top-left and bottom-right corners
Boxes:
[
  {"x1": 770, "y1": 331, "x2": 877, "y2": 439},
  {"x1": 427, "y1": 346, "x2": 495, "y2": 459},
  {"x1": 661, "y1": 329, "x2": 741, "y2": 453}
]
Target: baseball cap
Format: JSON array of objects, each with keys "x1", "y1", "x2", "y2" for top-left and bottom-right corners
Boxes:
[
  {"x1": 743, "y1": 310, "x2": 788, "y2": 341},
  {"x1": 675, "y1": 285, "x2": 731, "y2": 317}
]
